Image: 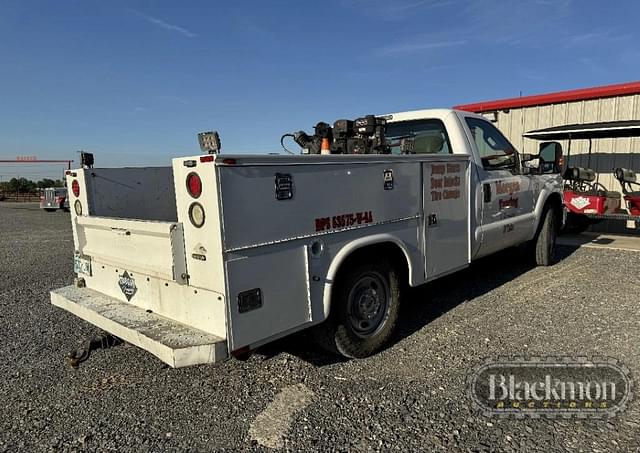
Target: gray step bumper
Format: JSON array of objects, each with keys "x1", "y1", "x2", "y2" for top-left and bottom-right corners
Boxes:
[{"x1": 51, "y1": 285, "x2": 227, "y2": 368}]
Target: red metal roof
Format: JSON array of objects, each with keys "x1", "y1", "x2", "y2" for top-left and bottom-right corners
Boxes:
[{"x1": 453, "y1": 81, "x2": 640, "y2": 113}]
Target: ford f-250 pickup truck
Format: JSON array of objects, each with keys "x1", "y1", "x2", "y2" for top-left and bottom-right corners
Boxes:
[{"x1": 51, "y1": 109, "x2": 564, "y2": 367}]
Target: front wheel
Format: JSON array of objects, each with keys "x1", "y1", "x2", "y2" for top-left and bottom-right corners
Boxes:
[
  {"x1": 313, "y1": 259, "x2": 401, "y2": 358},
  {"x1": 533, "y1": 207, "x2": 558, "y2": 266}
]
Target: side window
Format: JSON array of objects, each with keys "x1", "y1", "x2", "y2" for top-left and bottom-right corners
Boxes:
[
  {"x1": 465, "y1": 117, "x2": 517, "y2": 170},
  {"x1": 386, "y1": 119, "x2": 452, "y2": 155}
]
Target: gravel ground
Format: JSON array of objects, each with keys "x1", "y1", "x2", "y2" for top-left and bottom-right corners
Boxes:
[{"x1": 1, "y1": 202, "x2": 639, "y2": 452}]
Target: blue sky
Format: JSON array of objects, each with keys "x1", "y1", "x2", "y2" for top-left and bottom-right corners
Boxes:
[{"x1": 1, "y1": 0, "x2": 639, "y2": 179}]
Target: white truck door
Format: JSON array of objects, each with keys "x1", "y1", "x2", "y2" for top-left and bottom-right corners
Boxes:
[
  {"x1": 423, "y1": 157, "x2": 470, "y2": 279},
  {"x1": 463, "y1": 116, "x2": 534, "y2": 257}
]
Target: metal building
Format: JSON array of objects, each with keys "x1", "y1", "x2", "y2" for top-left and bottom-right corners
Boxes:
[{"x1": 454, "y1": 81, "x2": 640, "y2": 195}]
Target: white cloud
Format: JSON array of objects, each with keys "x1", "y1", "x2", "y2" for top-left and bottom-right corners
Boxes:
[
  {"x1": 129, "y1": 9, "x2": 196, "y2": 38},
  {"x1": 374, "y1": 39, "x2": 466, "y2": 56},
  {"x1": 341, "y1": 0, "x2": 456, "y2": 20},
  {"x1": 565, "y1": 30, "x2": 630, "y2": 47}
]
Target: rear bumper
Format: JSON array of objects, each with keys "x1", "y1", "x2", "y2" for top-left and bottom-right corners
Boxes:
[{"x1": 51, "y1": 285, "x2": 228, "y2": 368}]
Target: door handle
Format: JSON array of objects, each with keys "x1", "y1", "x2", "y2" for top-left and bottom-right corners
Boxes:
[
  {"x1": 483, "y1": 183, "x2": 491, "y2": 203},
  {"x1": 111, "y1": 227, "x2": 131, "y2": 236}
]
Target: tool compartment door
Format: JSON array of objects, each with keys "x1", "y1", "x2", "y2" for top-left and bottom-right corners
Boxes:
[
  {"x1": 423, "y1": 158, "x2": 470, "y2": 279},
  {"x1": 225, "y1": 245, "x2": 311, "y2": 349},
  {"x1": 75, "y1": 216, "x2": 187, "y2": 283}
]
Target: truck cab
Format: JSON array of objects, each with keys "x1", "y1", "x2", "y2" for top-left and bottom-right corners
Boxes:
[{"x1": 386, "y1": 109, "x2": 563, "y2": 259}]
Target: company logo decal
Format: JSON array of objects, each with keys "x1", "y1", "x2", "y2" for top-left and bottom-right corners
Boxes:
[
  {"x1": 118, "y1": 271, "x2": 137, "y2": 301},
  {"x1": 570, "y1": 196, "x2": 591, "y2": 210}
]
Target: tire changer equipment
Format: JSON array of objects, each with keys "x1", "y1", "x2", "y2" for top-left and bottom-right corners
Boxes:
[{"x1": 281, "y1": 115, "x2": 391, "y2": 155}]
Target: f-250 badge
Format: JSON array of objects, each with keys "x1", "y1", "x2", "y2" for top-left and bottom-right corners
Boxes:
[{"x1": 118, "y1": 271, "x2": 137, "y2": 301}]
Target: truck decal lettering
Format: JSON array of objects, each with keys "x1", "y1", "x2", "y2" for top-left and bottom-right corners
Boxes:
[
  {"x1": 431, "y1": 164, "x2": 446, "y2": 175},
  {"x1": 431, "y1": 162, "x2": 462, "y2": 201},
  {"x1": 315, "y1": 217, "x2": 331, "y2": 231},
  {"x1": 499, "y1": 197, "x2": 519, "y2": 209},
  {"x1": 447, "y1": 163, "x2": 461, "y2": 173},
  {"x1": 315, "y1": 211, "x2": 373, "y2": 232},
  {"x1": 444, "y1": 175, "x2": 460, "y2": 187},
  {"x1": 443, "y1": 189, "x2": 461, "y2": 200},
  {"x1": 496, "y1": 181, "x2": 520, "y2": 195}
]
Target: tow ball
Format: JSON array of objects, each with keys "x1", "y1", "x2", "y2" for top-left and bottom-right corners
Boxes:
[{"x1": 65, "y1": 334, "x2": 123, "y2": 368}]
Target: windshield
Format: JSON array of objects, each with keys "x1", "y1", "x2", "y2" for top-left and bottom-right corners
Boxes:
[{"x1": 385, "y1": 119, "x2": 451, "y2": 155}]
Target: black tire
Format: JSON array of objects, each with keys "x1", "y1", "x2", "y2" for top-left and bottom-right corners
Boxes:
[
  {"x1": 313, "y1": 258, "x2": 401, "y2": 358},
  {"x1": 44, "y1": 208, "x2": 57, "y2": 212},
  {"x1": 533, "y1": 206, "x2": 557, "y2": 266}
]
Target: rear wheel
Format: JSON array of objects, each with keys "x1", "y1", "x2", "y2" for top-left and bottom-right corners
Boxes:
[
  {"x1": 44, "y1": 208, "x2": 57, "y2": 212},
  {"x1": 533, "y1": 206, "x2": 558, "y2": 266},
  {"x1": 314, "y1": 258, "x2": 401, "y2": 358}
]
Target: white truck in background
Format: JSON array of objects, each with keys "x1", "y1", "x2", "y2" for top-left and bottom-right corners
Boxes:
[{"x1": 51, "y1": 109, "x2": 564, "y2": 367}]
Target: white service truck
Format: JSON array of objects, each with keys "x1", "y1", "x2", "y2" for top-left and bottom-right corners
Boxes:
[{"x1": 51, "y1": 109, "x2": 564, "y2": 367}]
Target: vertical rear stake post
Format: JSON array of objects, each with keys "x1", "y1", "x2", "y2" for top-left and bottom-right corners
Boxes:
[{"x1": 65, "y1": 334, "x2": 123, "y2": 368}]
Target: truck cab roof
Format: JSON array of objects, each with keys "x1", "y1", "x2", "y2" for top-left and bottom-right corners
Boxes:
[{"x1": 383, "y1": 108, "x2": 483, "y2": 123}]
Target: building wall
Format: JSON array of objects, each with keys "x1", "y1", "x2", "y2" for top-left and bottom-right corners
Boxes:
[{"x1": 490, "y1": 94, "x2": 640, "y2": 193}]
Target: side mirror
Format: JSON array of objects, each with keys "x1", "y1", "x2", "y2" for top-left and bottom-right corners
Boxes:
[{"x1": 538, "y1": 141, "x2": 563, "y2": 174}]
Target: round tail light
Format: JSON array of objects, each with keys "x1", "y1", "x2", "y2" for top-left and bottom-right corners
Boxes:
[
  {"x1": 188, "y1": 202, "x2": 205, "y2": 228},
  {"x1": 186, "y1": 173, "x2": 202, "y2": 198},
  {"x1": 71, "y1": 180, "x2": 80, "y2": 197}
]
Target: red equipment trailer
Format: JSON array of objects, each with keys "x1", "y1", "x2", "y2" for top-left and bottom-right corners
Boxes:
[{"x1": 524, "y1": 120, "x2": 640, "y2": 231}]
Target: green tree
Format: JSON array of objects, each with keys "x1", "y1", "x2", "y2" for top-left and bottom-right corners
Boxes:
[
  {"x1": 36, "y1": 178, "x2": 56, "y2": 189},
  {"x1": 7, "y1": 177, "x2": 37, "y2": 193}
]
